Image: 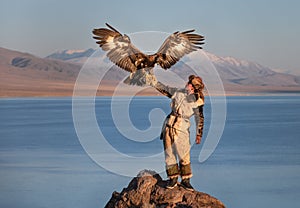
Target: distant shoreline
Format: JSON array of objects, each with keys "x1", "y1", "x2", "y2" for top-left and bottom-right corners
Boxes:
[
  {"x1": 1, "y1": 92, "x2": 300, "y2": 98},
  {"x1": 1, "y1": 79, "x2": 300, "y2": 98}
]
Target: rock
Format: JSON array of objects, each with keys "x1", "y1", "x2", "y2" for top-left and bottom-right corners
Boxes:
[{"x1": 105, "y1": 170, "x2": 226, "y2": 208}]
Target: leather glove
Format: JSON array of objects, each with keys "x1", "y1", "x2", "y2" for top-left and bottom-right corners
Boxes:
[{"x1": 144, "y1": 72, "x2": 158, "y2": 87}]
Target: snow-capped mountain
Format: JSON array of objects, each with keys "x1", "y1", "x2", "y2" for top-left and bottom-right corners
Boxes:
[
  {"x1": 1, "y1": 46, "x2": 299, "y2": 97},
  {"x1": 205, "y1": 52, "x2": 300, "y2": 87},
  {"x1": 206, "y1": 52, "x2": 275, "y2": 78},
  {"x1": 46, "y1": 48, "x2": 95, "y2": 64},
  {"x1": 46, "y1": 48, "x2": 300, "y2": 88}
]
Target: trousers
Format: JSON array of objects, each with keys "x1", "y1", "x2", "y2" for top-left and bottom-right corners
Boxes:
[{"x1": 162, "y1": 125, "x2": 192, "y2": 179}]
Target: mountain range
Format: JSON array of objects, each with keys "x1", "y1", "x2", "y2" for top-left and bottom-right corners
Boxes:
[{"x1": 1, "y1": 47, "x2": 300, "y2": 97}]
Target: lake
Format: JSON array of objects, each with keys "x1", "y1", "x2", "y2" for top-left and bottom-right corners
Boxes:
[{"x1": 0, "y1": 96, "x2": 299, "y2": 208}]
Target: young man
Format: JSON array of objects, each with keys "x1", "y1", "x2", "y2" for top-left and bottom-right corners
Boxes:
[{"x1": 151, "y1": 75, "x2": 205, "y2": 191}]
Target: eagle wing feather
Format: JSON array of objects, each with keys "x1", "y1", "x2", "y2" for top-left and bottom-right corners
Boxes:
[
  {"x1": 156, "y1": 30, "x2": 205, "y2": 69},
  {"x1": 93, "y1": 23, "x2": 144, "y2": 72}
]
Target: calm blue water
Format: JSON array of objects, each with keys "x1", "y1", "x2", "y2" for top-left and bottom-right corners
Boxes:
[{"x1": 0, "y1": 96, "x2": 299, "y2": 208}]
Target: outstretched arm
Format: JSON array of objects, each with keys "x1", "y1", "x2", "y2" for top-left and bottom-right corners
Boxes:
[
  {"x1": 152, "y1": 81, "x2": 177, "y2": 98},
  {"x1": 144, "y1": 72, "x2": 177, "y2": 98}
]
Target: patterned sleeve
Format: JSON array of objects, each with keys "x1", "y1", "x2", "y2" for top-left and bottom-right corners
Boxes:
[
  {"x1": 193, "y1": 104, "x2": 204, "y2": 137},
  {"x1": 153, "y1": 81, "x2": 177, "y2": 98}
]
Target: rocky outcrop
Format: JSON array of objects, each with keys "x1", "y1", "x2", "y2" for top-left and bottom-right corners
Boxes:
[{"x1": 105, "y1": 170, "x2": 226, "y2": 208}]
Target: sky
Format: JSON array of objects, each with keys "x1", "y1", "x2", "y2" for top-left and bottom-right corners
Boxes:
[{"x1": 1, "y1": 0, "x2": 299, "y2": 74}]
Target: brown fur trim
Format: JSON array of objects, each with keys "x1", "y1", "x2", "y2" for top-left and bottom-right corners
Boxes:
[
  {"x1": 180, "y1": 163, "x2": 192, "y2": 177},
  {"x1": 181, "y1": 174, "x2": 193, "y2": 179},
  {"x1": 166, "y1": 164, "x2": 179, "y2": 177}
]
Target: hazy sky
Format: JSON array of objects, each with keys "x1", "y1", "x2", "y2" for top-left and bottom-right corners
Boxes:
[{"x1": 1, "y1": 0, "x2": 299, "y2": 73}]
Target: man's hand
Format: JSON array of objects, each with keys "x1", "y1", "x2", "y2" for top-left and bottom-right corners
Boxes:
[{"x1": 195, "y1": 135, "x2": 202, "y2": 144}]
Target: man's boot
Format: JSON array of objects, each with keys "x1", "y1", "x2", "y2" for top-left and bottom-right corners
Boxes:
[
  {"x1": 165, "y1": 164, "x2": 179, "y2": 189},
  {"x1": 181, "y1": 178, "x2": 194, "y2": 191},
  {"x1": 166, "y1": 177, "x2": 178, "y2": 189}
]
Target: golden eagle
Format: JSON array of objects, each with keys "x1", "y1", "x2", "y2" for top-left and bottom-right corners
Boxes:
[{"x1": 92, "y1": 23, "x2": 205, "y2": 86}]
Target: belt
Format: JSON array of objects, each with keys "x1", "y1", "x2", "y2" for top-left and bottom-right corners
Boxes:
[{"x1": 170, "y1": 111, "x2": 189, "y2": 120}]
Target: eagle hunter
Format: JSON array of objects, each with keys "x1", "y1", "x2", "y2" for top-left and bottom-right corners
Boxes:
[{"x1": 93, "y1": 23, "x2": 205, "y2": 86}]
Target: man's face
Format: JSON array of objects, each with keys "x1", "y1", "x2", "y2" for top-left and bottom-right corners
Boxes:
[{"x1": 185, "y1": 83, "x2": 194, "y2": 94}]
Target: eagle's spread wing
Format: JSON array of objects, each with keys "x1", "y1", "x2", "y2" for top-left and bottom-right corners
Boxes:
[
  {"x1": 92, "y1": 23, "x2": 144, "y2": 72},
  {"x1": 156, "y1": 30, "x2": 205, "y2": 69}
]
